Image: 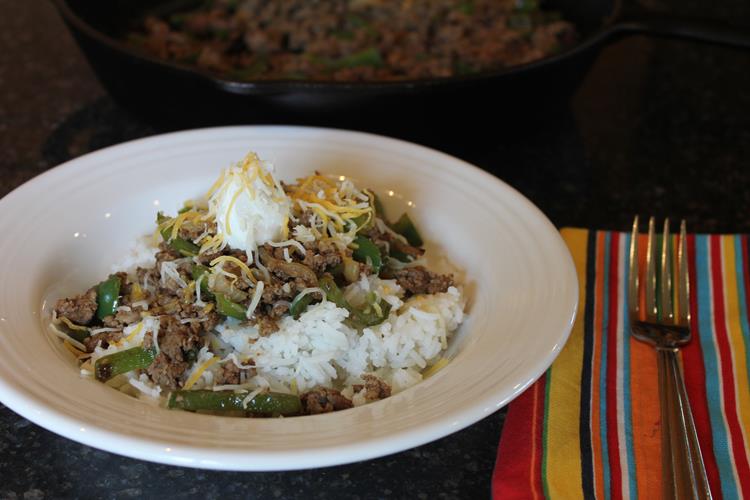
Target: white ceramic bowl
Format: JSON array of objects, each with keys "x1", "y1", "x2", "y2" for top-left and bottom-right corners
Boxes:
[{"x1": 0, "y1": 126, "x2": 577, "y2": 470}]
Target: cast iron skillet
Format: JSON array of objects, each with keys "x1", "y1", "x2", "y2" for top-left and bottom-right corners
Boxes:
[{"x1": 52, "y1": 0, "x2": 750, "y2": 130}]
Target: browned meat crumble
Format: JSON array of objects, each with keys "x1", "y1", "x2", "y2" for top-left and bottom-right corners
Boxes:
[{"x1": 301, "y1": 388, "x2": 354, "y2": 414}]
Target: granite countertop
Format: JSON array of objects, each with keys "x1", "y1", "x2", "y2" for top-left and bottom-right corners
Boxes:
[{"x1": 1, "y1": 1, "x2": 749, "y2": 498}]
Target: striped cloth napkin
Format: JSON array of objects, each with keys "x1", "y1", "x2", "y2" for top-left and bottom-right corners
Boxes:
[{"x1": 492, "y1": 228, "x2": 750, "y2": 499}]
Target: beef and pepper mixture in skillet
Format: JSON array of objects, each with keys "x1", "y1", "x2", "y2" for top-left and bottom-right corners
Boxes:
[{"x1": 127, "y1": 0, "x2": 577, "y2": 81}]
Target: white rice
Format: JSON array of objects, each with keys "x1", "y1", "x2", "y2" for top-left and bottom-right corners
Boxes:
[
  {"x1": 111, "y1": 235, "x2": 157, "y2": 273},
  {"x1": 215, "y1": 276, "x2": 465, "y2": 395}
]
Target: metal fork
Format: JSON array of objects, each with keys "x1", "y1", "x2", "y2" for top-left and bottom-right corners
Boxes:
[{"x1": 628, "y1": 216, "x2": 712, "y2": 500}]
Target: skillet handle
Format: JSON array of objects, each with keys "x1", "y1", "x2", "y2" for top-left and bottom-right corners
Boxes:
[{"x1": 612, "y1": 8, "x2": 750, "y2": 50}]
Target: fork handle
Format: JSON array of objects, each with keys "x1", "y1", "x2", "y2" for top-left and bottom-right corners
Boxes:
[{"x1": 658, "y1": 348, "x2": 713, "y2": 499}]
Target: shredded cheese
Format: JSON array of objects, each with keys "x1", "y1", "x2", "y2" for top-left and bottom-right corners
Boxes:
[
  {"x1": 89, "y1": 327, "x2": 121, "y2": 335},
  {"x1": 209, "y1": 255, "x2": 257, "y2": 283},
  {"x1": 290, "y1": 287, "x2": 326, "y2": 310},
  {"x1": 115, "y1": 322, "x2": 144, "y2": 347},
  {"x1": 49, "y1": 323, "x2": 87, "y2": 351},
  {"x1": 194, "y1": 273, "x2": 207, "y2": 307},
  {"x1": 160, "y1": 261, "x2": 188, "y2": 288},
  {"x1": 245, "y1": 281, "x2": 264, "y2": 319},
  {"x1": 422, "y1": 357, "x2": 450, "y2": 379},
  {"x1": 199, "y1": 233, "x2": 226, "y2": 255},
  {"x1": 183, "y1": 356, "x2": 219, "y2": 390},
  {"x1": 131, "y1": 300, "x2": 149, "y2": 310},
  {"x1": 223, "y1": 187, "x2": 244, "y2": 236},
  {"x1": 241, "y1": 387, "x2": 265, "y2": 409},
  {"x1": 59, "y1": 316, "x2": 88, "y2": 332},
  {"x1": 127, "y1": 375, "x2": 162, "y2": 399},
  {"x1": 152, "y1": 322, "x2": 161, "y2": 354},
  {"x1": 221, "y1": 352, "x2": 254, "y2": 370},
  {"x1": 63, "y1": 340, "x2": 88, "y2": 358},
  {"x1": 286, "y1": 173, "x2": 374, "y2": 239},
  {"x1": 267, "y1": 239, "x2": 307, "y2": 256}
]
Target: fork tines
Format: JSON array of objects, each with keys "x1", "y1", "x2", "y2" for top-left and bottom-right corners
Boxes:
[{"x1": 628, "y1": 216, "x2": 690, "y2": 327}]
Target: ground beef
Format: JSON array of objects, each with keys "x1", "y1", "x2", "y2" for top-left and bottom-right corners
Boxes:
[
  {"x1": 54, "y1": 286, "x2": 98, "y2": 326},
  {"x1": 260, "y1": 274, "x2": 305, "y2": 304},
  {"x1": 83, "y1": 330, "x2": 124, "y2": 353},
  {"x1": 394, "y1": 266, "x2": 453, "y2": 296},
  {"x1": 186, "y1": 309, "x2": 222, "y2": 336},
  {"x1": 115, "y1": 308, "x2": 142, "y2": 325},
  {"x1": 269, "y1": 301, "x2": 289, "y2": 319},
  {"x1": 265, "y1": 239, "x2": 345, "y2": 276},
  {"x1": 260, "y1": 247, "x2": 318, "y2": 287},
  {"x1": 101, "y1": 307, "x2": 142, "y2": 329},
  {"x1": 136, "y1": 267, "x2": 158, "y2": 292},
  {"x1": 195, "y1": 250, "x2": 224, "y2": 266},
  {"x1": 147, "y1": 352, "x2": 188, "y2": 390},
  {"x1": 157, "y1": 316, "x2": 201, "y2": 360},
  {"x1": 296, "y1": 209, "x2": 317, "y2": 228},
  {"x1": 301, "y1": 240, "x2": 346, "y2": 274},
  {"x1": 176, "y1": 219, "x2": 216, "y2": 243},
  {"x1": 214, "y1": 361, "x2": 241, "y2": 385},
  {"x1": 154, "y1": 243, "x2": 181, "y2": 267},
  {"x1": 144, "y1": 315, "x2": 202, "y2": 389},
  {"x1": 253, "y1": 313, "x2": 279, "y2": 336},
  {"x1": 353, "y1": 374, "x2": 392, "y2": 402},
  {"x1": 301, "y1": 388, "x2": 353, "y2": 415}
]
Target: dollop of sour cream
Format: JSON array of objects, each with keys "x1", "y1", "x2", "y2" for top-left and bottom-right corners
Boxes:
[{"x1": 208, "y1": 153, "x2": 290, "y2": 252}]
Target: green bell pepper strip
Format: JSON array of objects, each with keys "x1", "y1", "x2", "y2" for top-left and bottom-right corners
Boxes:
[
  {"x1": 95, "y1": 346, "x2": 157, "y2": 382},
  {"x1": 65, "y1": 328, "x2": 90, "y2": 344},
  {"x1": 228, "y1": 57, "x2": 269, "y2": 80},
  {"x1": 319, "y1": 276, "x2": 390, "y2": 328},
  {"x1": 354, "y1": 299, "x2": 392, "y2": 328},
  {"x1": 215, "y1": 292, "x2": 246, "y2": 320},
  {"x1": 96, "y1": 275, "x2": 121, "y2": 320},
  {"x1": 389, "y1": 248, "x2": 413, "y2": 263},
  {"x1": 373, "y1": 193, "x2": 386, "y2": 220},
  {"x1": 514, "y1": 0, "x2": 538, "y2": 13},
  {"x1": 156, "y1": 213, "x2": 200, "y2": 257},
  {"x1": 319, "y1": 275, "x2": 347, "y2": 308},
  {"x1": 168, "y1": 390, "x2": 302, "y2": 416},
  {"x1": 352, "y1": 235, "x2": 382, "y2": 274},
  {"x1": 457, "y1": 1, "x2": 475, "y2": 15},
  {"x1": 391, "y1": 213, "x2": 424, "y2": 247},
  {"x1": 331, "y1": 47, "x2": 382, "y2": 69},
  {"x1": 350, "y1": 213, "x2": 370, "y2": 231},
  {"x1": 348, "y1": 190, "x2": 377, "y2": 232},
  {"x1": 289, "y1": 292, "x2": 314, "y2": 319},
  {"x1": 191, "y1": 264, "x2": 214, "y2": 300}
]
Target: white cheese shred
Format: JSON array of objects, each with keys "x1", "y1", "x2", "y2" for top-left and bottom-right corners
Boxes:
[
  {"x1": 160, "y1": 261, "x2": 188, "y2": 289},
  {"x1": 241, "y1": 387, "x2": 265, "y2": 410},
  {"x1": 221, "y1": 352, "x2": 255, "y2": 370},
  {"x1": 49, "y1": 323, "x2": 87, "y2": 351},
  {"x1": 267, "y1": 239, "x2": 307, "y2": 256},
  {"x1": 245, "y1": 281, "x2": 264, "y2": 319},
  {"x1": 194, "y1": 273, "x2": 207, "y2": 307}
]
